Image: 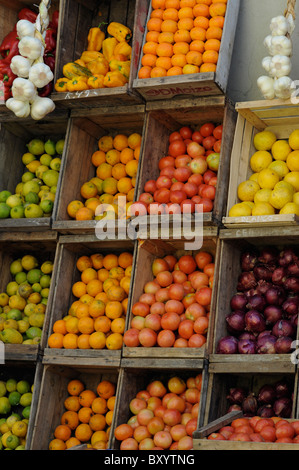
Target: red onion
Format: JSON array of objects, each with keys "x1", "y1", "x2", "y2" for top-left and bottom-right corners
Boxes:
[
  {"x1": 245, "y1": 310, "x2": 266, "y2": 333},
  {"x1": 257, "y1": 404, "x2": 275, "y2": 418},
  {"x1": 279, "y1": 248, "x2": 297, "y2": 267},
  {"x1": 282, "y1": 297, "x2": 299, "y2": 317},
  {"x1": 287, "y1": 262, "x2": 299, "y2": 277},
  {"x1": 258, "y1": 330, "x2": 272, "y2": 338},
  {"x1": 274, "y1": 380, "x2": 290, "y2": 398},
  {"x1": 256, "y1": 280, "x2": 272, "y2": 295},
  {"x1": 272, "y1": 319, "x2": 295, "y2": 338},
  {"x1": 256, "y1": 334, "x2": 276, "y2": 354},
  {"x1": 274, "y1": 336, "x2": 293, "y2": 354},
  {"x1": 226, "y1": 311, "x2": 246, "y2": 333},
  {"x1": 242, "y1": 394, "x2": 258, "y2": 416},
  {"x1": 265, "y1": 285, "x2": 286, "y2": 306},
  {"x1": 290, "y1": 314, "x2": 298, "y2": 327},
  {"x1": 271, "y1": 267, "x2": 287, "y2": 286},
  {"x1": 239, "y1": 332, "x2": 256, "y2": 341},
  {"x1": 217, "y1": 336, "x2": 238, "y2": 354},
  {"x1": 238, "y1": 338, "x2": 256, "y2": 354},
  {"x1": 263, "y1": 305, "x2": 283, "y2": 325},
  {"x1": 273, "y1": 397, "x2": 292, "y2": 418},
  {"x1": 246, "y1": 294, "x2": 266, "y2": 312},
  {"x1": 226, "y1": 387, "x2": 247, "y2": 405},
  {"x1": 230, "y1": 293, "x2": 248, "y2": 311},
  {"x1": 237, "y1": 272, "x2": 257, "y2": 292},
  {"x1": 258, "y1": 247, "x2": 279, "y2": 265},
  {"x1": 253, "y1": 264, "x2": 274, "y2": 282},
  {"x1": 284, "y1": 276, "x2": 299, "y2": 293},
  {"x1": 257, "y1": 385, "x2": 276, "y2": 404},
  {"x1": 227, "y1": 404, "x2": 242, "y2": 412},
  {"x1": 241, "y1": 250, "x2": 258, "y2": 271}
]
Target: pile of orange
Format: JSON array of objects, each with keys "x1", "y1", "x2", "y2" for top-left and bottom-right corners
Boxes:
[
  {"x1": 48, "y1": 251, "x2": 133, "y2": 351},
  {"x1": 138, "y1": 0, "x2": 227, "y2": 78},
  {"x1": 66, "y1": 132, "x2": 142, "y2": 221},
  {"x1": 49, "y1": 378, "x2": 116, "y2": 450}
]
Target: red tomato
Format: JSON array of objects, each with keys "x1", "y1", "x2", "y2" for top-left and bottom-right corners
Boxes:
[
  {"x1": 158, "y1": 156, "x2": 175, "y2": 170},
  {"x1": 195, "y1": 287, "x2": 212, "y2": 306},
  {"x1": 259, "y1": 426, "x2": 276, "y2": 442},
  {"x1": 191, "y1": 195, "x2": 202, "y2": 205},
  {"x1": 171, "y1": 181, "x2": 185, "y2": 192},
  {"x1": 161, "y1": 312, "x2": 181, "y2": 331},
  {"x1": 195, "y1": 252, "x2": 213, "y2": 270},
  {"x1": 187, "y1": 141, "x2": 205, "y2": 158},
  {"x1": 170, "y1": 190, "x2": 187, "y2": 205},
  {"x1": 173, "y1": 167, "x2": 192, "y2": 182},
  {"x1": 178, "y1": 319, "x2": 194, "y2": 339},
  {"x1": 154, "y1": 188, "x2": 170, "y2": 204},
  {"x1": 160, "y1": 166, "x2": 175, "y2": 179},
  {"x1": 175, "y1": 154, "x2": 191, "y2": 168},
  {"x1": 207, "y1": 433, "x2": 225, "y2": 441},
  {"x1": 208, "y1": 176, "x2": 217, "y2": 187},
  {"x1": 178, "y1": 255, "x2": 197, "y2": 274},
  {"x1": 202, "y1": 135, "x2": 216, "y2": 150},
  {"x1": 213, "y1": 124, "x2": 223, "y2": 140},
  {"x1": 130, "y1": 201, "x2": 148, "y2": 216},
  {"x1": 139, "y1": 192, "x2": 154, "y2": 204},
  {"x1": 184, "y1": 182, "x2": 198, "y2": 198},
  {"x1": 199, "y1": 198, "x2": 213, "y2": 212},
  {"x1": 188, "y1": 333, "x2": 206, "y2": 348},
  {"x1": 188, "y1": 173, "x2": 203, "y2": 186},
  {"x1": 156, "y1": 175, "x2": 172, "y2": 189},
  {"x1": 200, "y1": 122, "x2": 215, "y2": 137},
  {"x1": 203, "y1": 170, "x2": 217, "y2": 184},
  {"x1": 169, "y1": 131, "x2": 183, "y2": 142},
  {"x1": 157, "y1": 329, "x2": 176, "y2": 347},
  {"x1": 144, "y1": 180, "x2": 157, "y2": 193},
  {"x1": 191, "y1": 131, "x2": 203, "y2": 144},
  {"x1": 164, "y1": 255, "x2": 177, "y2": 271},
  {"x1": 201, "y1": 185, "x2": 216, "y2": 200},
  {"x1": 179, "y1": 126, "x2": 193, "y2": 140},
  {"x1": 180, "y1": 199, "x2": 195, "y2": 213},
  {"x1": 213, "y1": 139, "x2": 221, "y2": 153},
  {"x1": 132, "y1": 302, "x2": 150, "y2": 317},
  {"x1": 169, "y1": 140, "x2": 187, "y2": 157}
]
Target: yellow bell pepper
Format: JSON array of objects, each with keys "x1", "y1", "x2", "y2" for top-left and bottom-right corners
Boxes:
[
  {"x1": 54, "y1": 77, "x2": 69, "y2": 92},
  {"x1": 66, "y1": 77, "x2": 89, "y2": 92},
  {"x1": 102, "y1": 37, "x2": 118, "y2": 61},
  {"x1": 109, "y1": 59, "x2": 131, "y2": 80},
  {"x1": 103, "y1": 70, "x2": 127, "y2": 88},
  {"x1": 63, "y1": 62, "x2": 92, "y2": 79},
  {"x1": 86, "y1": 57, "x2": 109, "y2": 76},
  {"x1": 80, "y1": 51, "x2": 104, "y2": 64},
  {"x1": 113, "y1": 42, "x2": 132, "y2": 59},
  {"x1": 107, "y1": 22, "x2": 132, "y2": 43},
  {"x1": 87, "y1": 24, "x2": 106, "y2": 51},
  {"x1": 74, "y1": 59, "x2": 86, "y2": 67},
  {"x1": 87, "y1": 74, "x2": 105, "y2": 89}
]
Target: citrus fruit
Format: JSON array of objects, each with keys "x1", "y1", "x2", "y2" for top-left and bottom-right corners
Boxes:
[
  {"x1": 269, "y1": 184, "x2": 293, "y2": 209},
  {"x1": 271, "y1": 139, "x2": 291, "y2": 161},
  {"x1": 22, "y1": 406, "x2": 31, "y2": 419},
  {"x1": 286, "y1": 150, "x2": 299, "y2": 171},
  {"x1": 56, "y1": 139, "x2": 65, "y2": 154},
  {"x1": 257, "y1": 168, "x2": 280, "y2": 189},
  {"x1": 284, "y1": 172, "x2": 299, "y2": 192},
  {"x1": 228, "y1": 203, "x2": 252, "y2": 217},
  {"x1": 268, "y1": 160, "x2": 289, "y2": 179},
  {"x1": 6, "y1": 379, "x2": 17, "y2": 393},
  {"x1": 5, "y1": 433, "x2": 20, "y2": 449},
  {"x1": 252, "y1": 202, "x2": 275, "y2": 216},
  {"x1": 288, "y1": 129, "x2": 299, "y2": 150},
  {"x1": 0, "y1": 397, "x2": 11, "y2": 414},
  {"x1": 254, "y1": 188, "x2": 272, "y2": 204},
  {"x1": 24, "y1": 204, "x2": 43, "y2": 218},
  {"x1": 19, "y1": 393, "x2": 32, "y2": 407},
  {"x1": 16, "y1": 381, "x2": 30, "y2": 395},
  {"x1": 250, "y1": 150, "x2": 272, "y2": 172},
  {"x1": 27, "y1": 139, "x2": 45, "y2": 155},
  {"x1": 8, "y1": 391, "x2": 21, "y2": 406},
  {"x1": 237, "y1": 180, "x2": 260, "y2": 202},
  {"x1": 12, "y1": 420, "x2": 27, "y2": 438},
  {"x1": 0, "y1": 203, "x2": 10, "y2": 218},
  {"x1": 280, "y1": 202, "x2": 299, "y2": 215},
  {"x1": 253, "y1": 130, "x2": 276, "y2": 150},
  {"x1": 10, "y1": 259, "x2": 23, "y2": 275}
]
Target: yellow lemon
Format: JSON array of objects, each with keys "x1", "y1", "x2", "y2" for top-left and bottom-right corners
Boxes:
[
  {"x1": 275, "y1": 180, "x2": 295, "y2": 194},
  {"x1": 284, "y1": 172, "x2": 299, "y2": 192},
  {"x1": 257, "y1": 168, "x2": 280, "y2": 189},
  {"x1": 293, "y1": 192, "x2": 299, "y2": 204},
  {"x1": 242, "y1": 201, "x2": 255, "y2": 210},
  {"x1": 286, "y1": 150, "x2": 299, "y2": 171},
  {"x1": 280, "y1": 202, "x2": 299, "y2": 215},
  {"x1": 252, "y1": 202, "x2": 275, "y2": 216},
  {"x1": 237, "y1": 180, "x2": 260, "y2": 202},
  {"x1": 12, "y1": 420, "x2": 27, "y2": 438},
  {"x1": 254, "y1": 188, "x2": 272, "y2": 204},
  {"x1": 250, "y1": 150, "x2": 273, "y2": 172},
  {"x1": 26, "y1": 160, "x2": 41, "y2": 173},
  {"x1": 269, "y1": 185, "x2": 293, "y2": 210},
  {"x1": 288, "y1": 129, "x2": 299, "y2": 150},
  {"x1": 228, "y1": 203, "x2": 252, "y2": 217},
  {"x1": 268, "y1": 160, "x2": 289, "y2": 179},
  {"x1": 253, "y1": 130, "x2": 277, "y2": 151},
  {"x1": 249, "y1": 173, "x2": 259, "y2": 183},
  {"x1": 272, "y1": 139, "x2": 292, "y2": 161}
]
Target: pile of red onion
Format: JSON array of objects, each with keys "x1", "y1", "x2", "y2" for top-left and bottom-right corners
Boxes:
[
  {"x1": 217, "y1": 246, "x2": 298, "y2": 354},
  {"x1": 226, "y1": 379, "x2": 293, "y2": 418}
]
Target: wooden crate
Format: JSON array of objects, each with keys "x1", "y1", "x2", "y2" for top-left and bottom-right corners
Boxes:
[
  {"x1": 52, "y1": 105, "x2": 146, "y2": 235},
  {"x1": 223, "y1": 99, "x2": 299, "y2": 228},
  {"x1": 0, "y1": 360, "x2": 43, "y2": 450},
  {"x1": 0, "y1": 111, "x2": 69, "y2": 232},
  {"x1": 110, "y1": 364, "x2": 205, "y2": 450},
  {"x1": 209, "y1": 228, "x2": 299, "y2": 373},
  {"x1": 42, "y1": 235, "x2": 137, "y2": 367},
  {"x1": 202, "y1": 371, "x2": 298, "y2": 427},
  {"x1": 122, "y1": 231, "x2": 220, "y2": 361},
  {"x1": 51, "y1": 0, "x2": 148, "y2": 109},
  {"x1": 134, "y1": 96, "x2": 237, "y2": 228},
  {"x1": 0, "y1": 232, "x2": 59, "y2": 361},
  {"x1": 193, "y1": 411, "x2": 299, "y2": 450},
  {"x1": 132, "y1": 0, "x2": 240, "y2": 101},
  {"x1": 29, "y1": 363, "x2": 119, "y2": 450}
]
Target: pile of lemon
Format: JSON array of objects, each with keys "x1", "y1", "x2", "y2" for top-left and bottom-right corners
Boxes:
[
  {"x1": 0, "y1": 378, "x2": 33, "y2": 450},
  {"x1": 229, "y1": 129, "x2": 299, "y2": 217},
  {"x1": 0, "y1": 254, "x2": 53, "y2": 345}
]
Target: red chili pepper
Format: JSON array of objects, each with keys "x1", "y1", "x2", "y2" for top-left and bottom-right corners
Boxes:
[
  {"x1": 18, "y1": 8, "x2": 38, "y2": 23},
  {"x1": 0, "y1": 30, "x2": 19, "y2": 58},
  {"x1": 0, "y1": 60, "x2": 17, "y2": 86},
  {"x1": 44, "y1": 53, "x2": 56, "y2": 73},
  {"x1": 49, "y1": 10, "x2": 59, "y2": 30},
  {"x1": 2, "y1": 41, "x2": 19, "y2": 64},
  {"x1": 38, "y1": 82, "x2": 53, "y2": 97},
  {"x1": 44, "y1": 28, "x2": 57, "y2": 55}
]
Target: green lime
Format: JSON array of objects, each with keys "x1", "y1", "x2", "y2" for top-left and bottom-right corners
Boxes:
[
  {"x1": 6, "y1": 434, "x2": 20, "y2": 449},
  {"x1": 16, "y1": 381, "x2": 30, "y2": 395},
  {"x1": 39, "y1": 199, "x2": 53, "y2": 214},
  {"x1": 15, "y1": 272, "x2": 27, "y2": 285},
  {"x1": 25, "y1": 327, "x2": 42, "y2": 340},
  {"x1": 6, "y1": 282, "x2": 19, "y2": 296},
  {"x1": 22, "y1": 406, "x2": 30, "y2": 420},
  {"x1": 24, "y1": 203, "x2": 43, "y2": 219},
  {"x1": 0, "y1": 191, "x2": 12, "y2": 203},
  {"x1": 42, "y1": 169, "x2": 59, "y2": 187},
  {"x1": 31, "y1": 283, "x2": 42, "y2": 293},
  {"x1": 7, "y1": 309, "x2": 22, "y2": 321},
  {"x1": 40, "y1": 274, "x2": 51, "y2": 288},
  {"x1": 55, "y1": 139, "x2": 65, "y2": 155},
  {"x1": 25, "y1": 191, "x2": 40, "y2": 204},
  {"x1": 0, "y1": 203, "x2": 11, "y2": 219},
  {"x1": 40, "y1": 153, "x2": 53, "y2": 165},
  {"x1": 44, "y1": 140, "x2": 56, "y2": 156},
  {"x1": 40, "y1": 288, "x2": 49, "y2": 299},
  {"x1": 26, "y1": 269, "x2": 42, "y2": 285},
  {"x1": 10, "y1": 259, "x2": 23, "y2": 276},
  {"x1": 21, "y1": 172, "x2": 35, "y2": 184},
  {"x1": 19, "y1": 393, "x2": 32, "y2": 407},
  {"x1": 27, "y1": 139, "x2": 45, "y2": 156},
  {"x1": 8, "y1": 391, "x2": 21, "y2": 407},
  {"x1": 10, "y1": 206, "x2": 25, "y2": 219}
]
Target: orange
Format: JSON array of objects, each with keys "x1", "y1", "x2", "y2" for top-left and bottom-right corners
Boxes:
[
  {"x1": 85, "y1": 199, "x2": 101, "y2": 214},
  {"x1": 106, "y1": 332, "x2": 123, "y2": 350},
  {"x1": 77, "y1": 256, "x2": 92, "y2": 272},
  {"x1": 146, "y1": 30, "x2": 160, "y2": 43},
  {"x1": 189, "y1": 39, "x2": 205, "y2": 52},
  {"x1": 103, "y1": 278, "x2": 119, "y2": 293},
  {"x1": 125, "y1": 160, "x2": 138, "y2": 178},
  {"x1": 107, "y1": 285, "x2": 126, "y2": 302},
  {"x1": 63, "y1": 333, "x2": 78, "y2": 349},
  {"x1": 120, "y1": 276, "x2": 131, "y2": 294},
  {"x1": 167, "y1": 65, "x2": 183, "y2": 75},
  {"x1": 72, "y1": 281, "x2": 87, "y2": 298},
  {"x1": 96, "y1": 163, "x2": 113, "y2": 181},
  {"x1": 91, "y1": 150, "x2": 106, "y2": 167},
  {"x1": 67, "y1": 200, "x2": 84, "y2": 219},
  {"x1": 97, "y1": 268, "x2": 109, "y2": 282},
  {"x1": 112, "y1": 162, "x2": 127, "y2": 180},
  {"x1": 202, "y1": 49, "x2": 218, "y2": 63},
  {"x1": 64, "y1": 396, "x2": 81, "y2": 412},
  {"x1": 190, "y1": 26, "x2": 206, "y2": 41},
  {"x1": 147, "y1": 17, "x2": 163, "y2": 32},
  {"x1": 66, "y1": 437, "x2": 81, "y2": 449},
  {"x1": 128, "y1": 133, "x2": 142, "y2": 150},
  {"x1": 116, "y1": 177, "x2": 132, "y2": 194},
  {"x1": 75, "y1": 302, "x2": 90, "y2": 319},
  {"x1": 91, "y1": 397, "x2": 108, "y2": 414},
  {"x1": 156, "y1": 42, "x2": 173, "y2": 57},
  {"x1": 97, "y1": 380, "x2": 116, "y2": 399},
  {"x1": 174, "y1": 29, "x2": 191, "y2": 42},
  {"x1": 49, "y1": 438, "x2": 66, "y2": 450},
  {"x1": 88, "y1": 299, "x2": 105, "y2": 318},
  {"x1": 54, "y1": 424, "x2": 72, "y2": 441},
  {"x1": 113, "y1": 134, "x2": 129, "y2": 151},
  {"x1": 69, "y1": 300, "x2": 83, "y2": 316},
  {"x1": 89, "y1": 414, "x2": 107, "y2": 432},
  {"x1": 204, "y1": 38, "x2": 221, "y2": 51},
  {"x1": 80, "y1": 293, "x2": 94, "y2": 305},
  {"x1": 151, "y1": 8, "x2": 164, "y2": 19},
  {"x1": 134, "y1": 146, "x2": 141, "y2": 160},
  {"x1": 165, "y1": 0, "x2": 180, "y2": 7},
  {"x1": 89, "y1": 331, "x2": 106, "y2": 349},
  {"x1": 99, "y1": 193, "x2": 114, "y2": 205},
  {"x1": 75, "y1": 423, "x2": 93, "y2": 442},
  {"x1": 109, "y1": 266, "x2": 125, "y2": 280},
  {"x1": 107, "y1": 396, "x2": 116, "y2": 411},
  {"x1": 163, "y1": 7, "x2": 179, "y2": 21},
  {"x1": 86, "y1": 279, "x2": 103, "y2": 297},
  {"x1": 192, "y1": 3, "x2": 209, "y2": 16},
  {"x1": 78, "y1": 334, "x2": 91, "y2": 349},
  {"x1": 78, "y1": 406, "x2": 94, "y2": 423},
  {"x1": 120, "y1": 147, "x2": 134, "y2": 164},
  {"x1": 141, "y1": 53, "x2": 157, "y2": 68},
  {"x1": 80, "y1": 181, "x2": 98, "y2": 199},
  {"x1": 103, "y1": 253, "x2": 119, "y2": 270},
  {"x1": 158, "y1": 31, "x2": 175, "y2": 44},
  {"x1": 48, "y1": 332, "x2": 64, "y2": 348},
  {"x1": 183, "y1": 63, "x2": 200, "y2": 74},
  {"x1": 81, "y1": 267, "x2": 97, "y2": 284},
  {"x1": 180, "y1": 0, "x2": 196, "y2": 6},
  {"x1": 161, "y1": 19, "x2": 178, "y2": 33},
  {"x1": 177, "y1": 17, "x2": 194, "y2": 30},
  {"x1": 95, "y1": 291, "x2": 109, "y2": 304},
  {"x1": 90, "y1": 253, "x2": 104, "y2": 269},
  {"x1": 98, "y1": 135, "x2": 113, "y2": 152},
  {"x1": 67, "y1": 379, "x2": 85, "y2": 396},
  {"x1": 125, "y1": 265, "x2": 132, "y2": 277},
  {"x1": 75, "y1": 207, "x2": 94, "y2": 221},
  {"x1": 171, "y1": 53, "x2": 187, "y2": 67},
  {"x1": 206, "y1": 26, "x2": 222, "y2": 40},
  {"x1": 53, "y1": 319, "x2": 67, "y2": 335},
  {"x1": 152, "y1": 0, "x2": 166, "y2": 9},
  {"x1": 209, "y1": 2, "x2": 226, "y2": 17},
  {"x1": 79, "y1": 389, "x2": 97, "y2": 407},
  {"x1": 127, "y1": 187, "x2": 135, "y2": 202},
  {"x1": 118, "y1": 252, "x2": 133, "y2": 269},
  {"x1": 105, "y1": 301, "x2": 123, "y2": 320},
  {"x1": 78, "y1": 316, "x2": 94, "y2": 334},
  {"x1": 122, "y1": 297, "x2": 129, "y2": 314},
  {"x1": 94, "y1": 316, "x2": 111, "y2": 334},
  {"x1": 199, "y1": 62, "x2": 217, "y2": 72},
  {"x1": 209, "y1": 15, "x2": 225, "y2": 28},
  {"x1": 156, "y1": 56, "x2": 172, "y2": 70},
  {"x1": 111, "y1": 317, "x2": 126, "y2": 334},
  {"x1": 61, "y1": 410, "x2": 80, "y2": 430},
  {"x1": 102, "y1": 177, "x2": 118, "y2": 196},
  {"x1": 178, "y1": 6, "x2": 194, "y2": 18},
  {"x1": 105, "y1": 410, "x2": 114, "y2": 426},
  {"x1": 193, "y1": 15, "x2": 209, "y2": 29},
  {"x1": 186, "y1": 50, "x2": 203, "y2": 65}
]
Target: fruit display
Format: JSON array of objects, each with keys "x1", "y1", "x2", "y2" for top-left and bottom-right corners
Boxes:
[
  {"x1": 134, "y1": 122, "x2": 221, "y2": 215},
  {"x1": 0, "y1": 137, "x2": 65, "y2": 220},
  {"x1": 66, "y1": 132, "x2": 141, "y2": 221},
  {"x1": 48, "y1": 251, "x2": 133, "y2": 351},
  {"x1": 206, "y1": 416, "x2": 299, "y2": 443},
  {"x1": 226, "y1": 379, "x2": 293, "y2": 418},
  {"x1": 0, "y1": 254, "x2": 54, "y2": 345},
  {"x1": 114, "y1": 374, "x2": 201, "y2": 450},
  {"x1": 138, "y1": 0, "x2": 227, "y2": 79},
  {"x1": 48, "y1": 378, "x2": 116, "y2": 450},
  {"x1": 54, "y1": 21, "x2": 132, "y2": 92},
  {"x1": 228, "y1": 129, "x2": 299, "y2": 218},
  {"x1": 124, "y1": 251, "x2": 213, "y2": 348},
  {"x1": 216, "y1": 245, "x2": 299, "y2": 355},
  {"x1": 0, "y1": 377, "x2": 33, "y2": 450}
]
